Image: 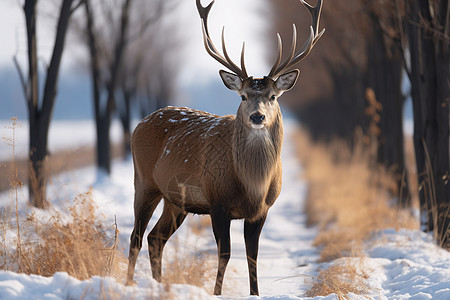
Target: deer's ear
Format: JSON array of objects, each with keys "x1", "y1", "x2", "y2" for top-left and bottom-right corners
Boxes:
[
  {"x1": 219, "y1": 70, "x2": 242, "y2": 91},
  {"x1": 275, "y1": 69, "x2": 299, "y2": 91}
]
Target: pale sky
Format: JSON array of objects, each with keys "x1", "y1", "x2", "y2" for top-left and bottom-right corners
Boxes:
[{"x1": 0, "y1": 0, "x2": 272, "y2": 85}]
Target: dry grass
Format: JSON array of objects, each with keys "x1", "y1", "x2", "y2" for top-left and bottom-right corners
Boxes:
[
  {"x1": 163, "y1": 244, "x2": 214, "y2": 289},
  {"x1": 306, "y1": 259, "x2": 369, "y2": 299},
  {"x1": 0, "y1": 209, "x2": 10, "y2": 270},
  {"x1": 189, "y1": 215, "x2": 212, "y2": 236},
  {"x1": 1, "y1": 118, "x2": 126, "y2": 279},
  {"x1": 162, "y1": 216, "x2": 215, "y2": 290},
  {"x1": 296, "y1": 129, "x2": 418, "y2": 262},
  {"x1": 293, "y1": 126, "x2": 419, "y2": 298},
  {"x1": 1, "y1": 190, "x2": 126, "y2": 280}
]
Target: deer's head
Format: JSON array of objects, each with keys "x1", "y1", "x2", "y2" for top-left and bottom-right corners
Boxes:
[
  {"x1": 219, "y1": 71, "x2": 298, "y2": 129},
  {"x1": 196, "y1": 0, "x2": 325, "y2": 130}
]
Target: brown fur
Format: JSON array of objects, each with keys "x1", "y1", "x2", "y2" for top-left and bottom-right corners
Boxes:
[{"x1": 131, "y1": 105, "x2": 282, "y2": 221}]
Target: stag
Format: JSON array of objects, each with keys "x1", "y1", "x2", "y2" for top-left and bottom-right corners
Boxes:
[{"x1": 126, "y1": 0, "x2": 324, "y2": 295}]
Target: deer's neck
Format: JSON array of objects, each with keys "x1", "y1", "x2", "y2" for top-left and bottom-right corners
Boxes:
[{"x1": 233, "y1": 110, "x2": 283, "y2": 201}]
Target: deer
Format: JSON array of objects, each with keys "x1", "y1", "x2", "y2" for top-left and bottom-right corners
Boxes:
[{"x1": 126, "y1": 0, "x2": 324, "y2": 296}]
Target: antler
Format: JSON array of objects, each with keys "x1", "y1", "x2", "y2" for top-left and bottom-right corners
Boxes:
[
  {"x1": 196, "y1": 0, "x2": 249, "y2": 80},
  {"x1": 268, "y1": 0, "x2": 325, "y2": 79}
]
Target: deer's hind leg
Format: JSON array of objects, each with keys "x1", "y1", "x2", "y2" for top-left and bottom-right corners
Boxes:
[
  {"x1": 147, "y1": 199, "x2": 187, "y2": 282},
  {"x1": 127, "y1": 186, "x2": 162, "y2": 285}
]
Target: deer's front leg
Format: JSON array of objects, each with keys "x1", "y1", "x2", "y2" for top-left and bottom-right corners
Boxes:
[
  {"x1": 210, "y1": 205, "x2": 231, "y2": 295},
  {"x1": 244, "y1": 215, "x2": 267, "y2": 296}
]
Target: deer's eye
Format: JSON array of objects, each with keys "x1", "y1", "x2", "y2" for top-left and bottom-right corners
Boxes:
[
  {"x1": 241, "y1": 95, "x2": 247, "y2": 101},
  {"x1": 270, "y1": 95, "x2": 276, "y2": 101}
]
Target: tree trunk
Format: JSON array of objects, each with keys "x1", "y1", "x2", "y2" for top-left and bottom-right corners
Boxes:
[
  {"x1": 24, "y1": 0, "x2": 38, "y2": 113},
  {"x1": 366, "y1": 11, "x2": 408, "y2": 205},
  {"x1": 85, "y1": 0, "x2": 132, "y2": 174},
  {"x1": 433, "y1": 1, "x2": 450, "y2": 248},
  {"x1": 119, "y1": 88, "x2": 132, "y2": 158},
  {"x1": 96, "y1": 114, "x2": 112, "y2": 174},
  {"x1": 21, "y1": 0, "x2": 74, "y2": 208},
  {"x1": 407, "y1": 0, "x2": 449, "y2": 247},
  {"x1": 28, "y1": 116, "x2": 50, "y2": 208}
]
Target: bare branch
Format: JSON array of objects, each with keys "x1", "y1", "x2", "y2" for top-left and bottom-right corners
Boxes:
[
  {"x1": 13, "y1": 55, "x2": 29, "y2": 109},
  {"x1": 126, "y1": 0, "x2": 166, "y2": 44},
  {"x1": 70, "y1": 0, "x2": 85, "y2": 15},
  {"x1": 394, "y1": 0, "x2": 412, "y2": 81},
  {"x1": 41, "y1": 0, "x2": 74, "y2": 122},
  {"x1": 412, "y1": 16, "x2": 450, "y2": 42},
  {"x1": 12, "y1": 27, "x2": 29, "y2": 104}
]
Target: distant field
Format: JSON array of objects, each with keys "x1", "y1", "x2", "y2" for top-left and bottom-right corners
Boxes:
[{"x1": 0, "y1": 119, "x2": 126, "y2": 193}]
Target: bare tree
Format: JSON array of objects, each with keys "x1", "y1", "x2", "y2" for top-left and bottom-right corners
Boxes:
[
  {"x1": 143, "y1": 23, "x2": 181, "y2": 113},
  {"x1": 405, "y1": 0, "x2": 449, "y2": 247},
  {"x1": 117, "y1": 60, "x2": 139, "y2": 158},
  {"x1": 364, "y1": 1, "x2": 408, "y2": 205},
  {"x1": 115, "y1": 0, "x2": 172, "y2": 158},
  {"x1": 84, "y1": 0, "x2": 132, "y2": 174},
  {"x1": 84, "y1": 0, "x2": 171, "y2": 172},
  {"x1": 14, "y1": 0, "x2": 81, "y2": 208}
]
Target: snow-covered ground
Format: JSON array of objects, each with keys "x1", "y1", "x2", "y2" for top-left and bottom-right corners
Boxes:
[{"x1": 0, "y1": 118, "x2": 449, "y2": 299}]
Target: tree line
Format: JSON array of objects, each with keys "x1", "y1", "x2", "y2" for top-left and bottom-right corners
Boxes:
[
  {"x1": 14, "y1": 0, "x2": 179, "y2": 208},
  {"x1": 269, "y1": 0, "x2": 448, "y2": 248}
]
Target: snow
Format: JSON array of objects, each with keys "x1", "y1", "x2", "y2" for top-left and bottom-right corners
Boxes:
[
  {"x1": 363, "y1": 229, "x2": 450, "y2": 299},
  {"x1": 0, "y1": 271, "x2": 213, "y2": 300},
  {"x1": 1, "y1": 118, "x2": 449, "y2": 299}
]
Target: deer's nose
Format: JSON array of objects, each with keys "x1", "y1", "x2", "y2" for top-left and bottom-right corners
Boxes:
[{"x1": 250, "y1": 113, "x2": 265, "y2": 124}]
